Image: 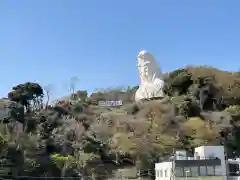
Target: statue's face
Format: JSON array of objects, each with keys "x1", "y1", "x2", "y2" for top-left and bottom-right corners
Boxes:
[
  {"x1": 138, "y1": 63, "x2": 149, "y2": 81},
  {"x1": 137, "y1": 51, "x2": 156, "y2": 82},
  {"x1": 137, "y1": 50, "x2": 164, "y2": 84},
  {"x1": 143, "y1": 64, "x2": 149, "y2": 76}
]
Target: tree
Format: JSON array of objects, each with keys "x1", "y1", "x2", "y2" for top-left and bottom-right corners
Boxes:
[
  {"x1": 50, "y1": 153, "x2": 74, "y2": 177},
  {"x1": 44, "y1": 84, "x2": 54, "y2": 108},
  {"x1": 69, "y1": 76, "x2": 79, "y2": 95},
  {"x1": 164, "y1": 69, "x2": 193, "y2": 96},
  {"x1": 44, "y1": 84, "x2": 53, "y2": 108},
  {"x1": 50, "y1": 116, "x2": 102, "y2": 178},
  {"x1": 8, "y1": 82, "x2": 44, "y2": 112},
  {"x1": 180, "y1": 117, "x2": 221, "y2": 148},
  {"x1": 89, "y1": 92, "x2": 105, "y2": 105},
  {"x1": 71, "y1": 90, "x2": 88, "y2": 102}
]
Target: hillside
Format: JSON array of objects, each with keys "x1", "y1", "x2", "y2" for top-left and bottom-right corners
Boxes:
[
  {"x1": 186, "y1": 66, "x2": 240, "y2": 104},
  {"x1": 0, "y1": 66, "x2": 240, "y2": 179}
]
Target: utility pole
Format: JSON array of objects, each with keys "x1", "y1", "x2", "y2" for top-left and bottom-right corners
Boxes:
[
  {"x1": 185, "y1": 170, "x2": 190, "y2": 180},
  {"x1": 171, "y1": 148, "x2": 176, "y2": 180}
]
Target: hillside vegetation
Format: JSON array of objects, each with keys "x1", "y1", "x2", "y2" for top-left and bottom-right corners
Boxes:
[{"x1": 0, "y1": 66, "x2": 240, "y2": 179}]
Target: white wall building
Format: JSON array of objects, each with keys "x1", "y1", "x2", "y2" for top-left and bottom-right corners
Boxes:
[
  {"x1": 155, "y1": 145, "x2": 227, "y2": 180},
  {"x1": 195, "y1": 146, "x2": 227, "y2": 177},
  {"x1": 228, "y1": 159, "x2": 240, "y2": 180},
  {"x1": 155, "y1": 162, "x2": 173, "y2": 180}
]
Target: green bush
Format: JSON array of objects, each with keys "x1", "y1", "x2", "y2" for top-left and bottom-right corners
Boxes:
[
  {"x1": 164, "y1": 69, "x2": 193, "y2": 96},
  {"x1": 122, "y1": 103, "x2": 139, "y2": 115},
  {"x1": 224, "y1": 105, "x2": 240, "y2": 115}
]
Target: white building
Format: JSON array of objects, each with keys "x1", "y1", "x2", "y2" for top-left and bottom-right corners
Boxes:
[
  {"x1": 155, "y1": 145, "x2": 227, "y2": 180},
  {"x1": 228, "y1": 159, "x2": 240, "y2": 180},
  {"x1": 155, "y1": 162, "x2": 173, "y2": 180},
  {"x1": 194, "y1": 146, "x2": 227, "y2": 177}
]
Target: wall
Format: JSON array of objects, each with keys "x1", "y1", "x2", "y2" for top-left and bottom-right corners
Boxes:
[
  {"x1": 228, "y1": 159, "x2": 240, "y2": 176},
  {"x1": 176, "y1": 176, "x2": 224, "y2": 180},
  {"x1": 194, "y1": 146, "x2": 227, "y2": 180},
  {"x1": 228, "y1": 177, "x2": 240, "y2": 180},
  {"x1": 155, "y1": 162, "x2": 173, "y2": 180}
]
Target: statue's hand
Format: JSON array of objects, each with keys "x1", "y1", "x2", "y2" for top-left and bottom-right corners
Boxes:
[
  {"x1": 156, "y1": 84, "x2": 161, "y2": 91},
  {"x1": 155, "y1": 80, "x2": 164, "y2": 91}
]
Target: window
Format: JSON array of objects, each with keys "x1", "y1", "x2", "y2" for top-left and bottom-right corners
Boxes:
[
  {"x1": 165, "y1": 169, "x2": 168, "y2": 177},
  {"x1": 200, "y1": 166, "x2": 207, "y2": 176},
  {"x1": 184, "y1": 167, "x2": 191, "y2": 177},
  {"x1": 229, "y1": 163, "x2": 240, "y2": 176},
  {"x1": 160, "y1": 170, "x2": 163, "y2": 177},
  {"x1": 156, "y1": 170, "x2": 159, "y2": 177},
  {"x1": 191, "y1": 166, "x2": 199, "y2": 176},
  {"x1": 175, "y1": 167, "x2": 184, "y2": 177},
  {"x1": 215, "y1": 166, "x2": 222, "y2": 176},
  {"x1": 206, "y1": 166, "x2": 214, "y2": 176}
]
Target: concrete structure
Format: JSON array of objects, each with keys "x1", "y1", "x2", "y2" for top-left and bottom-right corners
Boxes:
[
  {"x1": 135, "y1": 50, "x2": 165, "y2": 102},
  {"x1": 155, "y1": 146, "x2": 226, "y2": 180},
  {"x1": 195, "y1": 146, "x2": 227, "y2": 176},
  {"x1": 155, "y1": 162, "x2": 173, "y2": 180},
  {"x1": 227, "y1": 159, "x2": 240, "y2": 180}
]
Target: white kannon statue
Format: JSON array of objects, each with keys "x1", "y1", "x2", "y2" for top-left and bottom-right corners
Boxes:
[{"x1": 135, "y1": 50, "x2": 165, "y2": 102}]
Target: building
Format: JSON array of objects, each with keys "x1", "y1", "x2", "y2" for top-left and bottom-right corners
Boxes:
[
  {"x1": 227, "y1": 158, "x2": 240, "y2": 180},
  {"x1": 155, "y1": 146, "x2": 227, "y2": 180}
]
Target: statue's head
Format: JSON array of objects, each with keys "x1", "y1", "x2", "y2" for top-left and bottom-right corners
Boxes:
[{"x1": 137, "y1": 50, "x2": 162, "y2": 82}]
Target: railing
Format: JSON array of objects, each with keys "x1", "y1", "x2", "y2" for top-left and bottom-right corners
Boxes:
[{"x1": 175, "y1": 156, "x2": 220, "y2": 160}]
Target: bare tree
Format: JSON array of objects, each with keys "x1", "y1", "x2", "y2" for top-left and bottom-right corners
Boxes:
[
  {"x1": 69, "y1": 76, "x2": 79, "y2": 95},
  {"x1": 44, "y1": 84, "x2": 54, "y2": 108}
]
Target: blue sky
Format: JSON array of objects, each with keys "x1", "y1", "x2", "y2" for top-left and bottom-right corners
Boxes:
[{"x1": 0, "y1": 0, "x2": 240, "y2": 99}]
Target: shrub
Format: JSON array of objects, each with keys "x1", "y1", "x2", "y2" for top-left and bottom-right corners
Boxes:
[
  {"x1": 164, "y1": 69, "x2": 193, "y2": 96},
  {"x1": 122, "y1": 103, "x2": 140, "y2": 115},
  {"x1": 224, "y1": 105, "x2": 240, "y2": 115}
]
